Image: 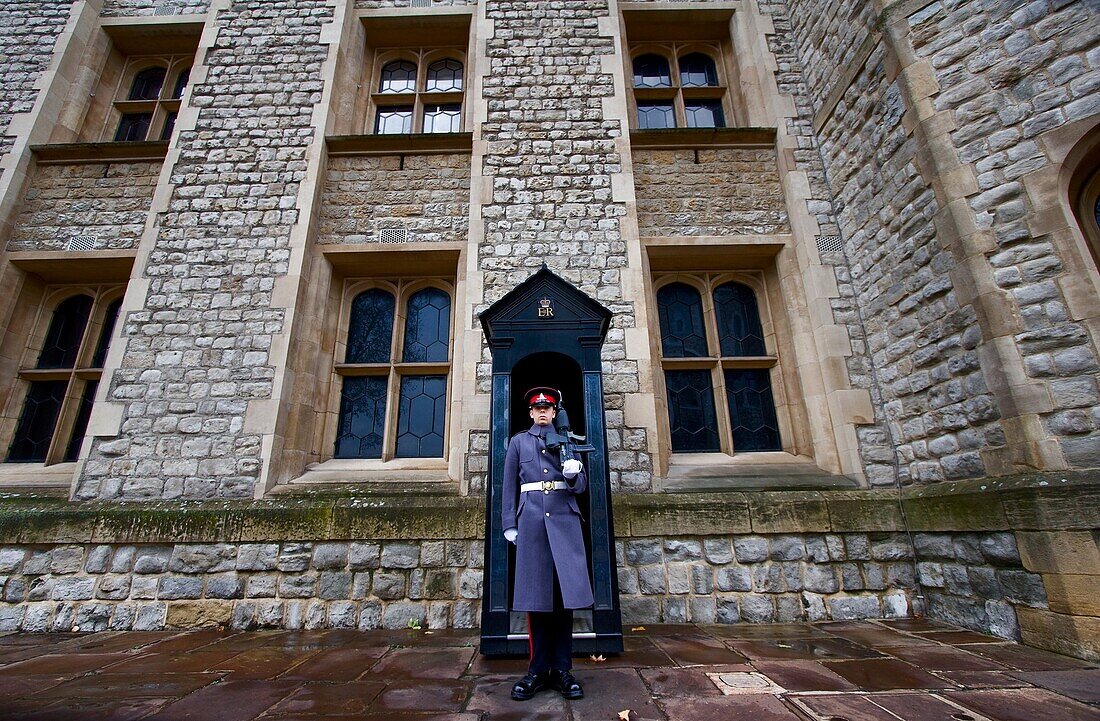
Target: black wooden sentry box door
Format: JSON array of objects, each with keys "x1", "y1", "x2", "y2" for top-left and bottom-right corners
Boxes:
[{"x1": 478, "y1": 265, "x2": 623, "y2": 656}]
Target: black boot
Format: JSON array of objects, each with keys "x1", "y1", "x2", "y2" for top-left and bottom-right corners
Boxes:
[
  {"x1": 511, "y1": 672, "x2": 548, "y2": 701},
  {"x1": 551, "y1": 669, "x2": 584, "y2": 699}
]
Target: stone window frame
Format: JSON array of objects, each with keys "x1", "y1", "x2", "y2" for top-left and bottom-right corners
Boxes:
[
  {"x1": 325, "y1": 277, "x2": 456, "y2": 463},
  {"x1": 651, "y1": 271, "x2": 794, "y2": 458},
  {"x1": 368, "y1": 48, "x2": 466, "y2": 135},
  {"x1": 105, "y1": 54, "x2": 193, "y2": 143},
  {"x1": 1, "y1": 285, "x2": 124, "y2": 467},
  {"x1": 627, "y1": 43, "x2": 729, "y2": 130},
  {"x1": 1072, "y1": 164, "x2": 1100, "y2": 272}
]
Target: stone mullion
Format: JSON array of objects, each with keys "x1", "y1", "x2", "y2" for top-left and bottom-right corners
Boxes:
[{"x1": 877, "y1": 7, "x2": 1060, "y2": 475}]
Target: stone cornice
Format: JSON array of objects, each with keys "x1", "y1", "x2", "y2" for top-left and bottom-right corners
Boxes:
[
  {"x1": 326, "y1": 133, "x2": 473, "y2": 157},
  {"x1": 628, "y1": 127, "x2": 776, "y2": 150},
  {"x1": 30, "y1": 141, "x2": 169, "y2": 165}
]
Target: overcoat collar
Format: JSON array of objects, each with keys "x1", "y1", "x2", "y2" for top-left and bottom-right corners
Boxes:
[{"x1": 526, "y1": 423, "x2": 550, "y2": 438}]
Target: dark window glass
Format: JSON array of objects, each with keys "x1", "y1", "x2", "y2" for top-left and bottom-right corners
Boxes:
[
  {"x1": 679, "y1": 53, "x2": 718, "y2": 87},
  {"x1": 395, "y1": 375, "x2": 446, "y2": 458},
  {"x1": 379, "y1": 60, "x2": 417, "y2": 93},
  {"x1": 128, "y1": 67, "x2": 166, "y2": 100},
  {"x1": 724, "y1": 369, "x2": 781, "y2": 451},
  {"x1": 685, "y1": 100, "x2": 725, "y2": 128},
  {"x1": 91, "y1": 298, "x2": 122, "y2": 368},
  {"x1": 714, "y1": 282, "x2": 766, "y2": 357},
  {"x1": 172, "y1": 67, "x2": 190, "y2": 99},
  {"x1": 637, "y1": 102, "x2": 675, "y2": 129},
  {"x1": 633, "y1": 53, "x2": 671, "y2": 88},
  {"x1": 656, "y1": 283, "x2": 708, "y2": 358},
  {"x1": 1094, "y1": 194, "x2": 1100, "y2": 228},
  {"x1": 426, "y1": 58, "x2": 462, "y2": 92},
  {"x1": 161, "y1": 112, "x2": 178, "y2": 141},
  {"x1": 64, "y1": 380, "x2": 98, "y2": 462},
  {"x1": 375, "y1": 106, "x2": 413, "y2": 134},
  {"x1": 36, "y1": 295, "x2": 93, "y2": 369},
  {"x1": 424, "y1": 103, "x2": 461, "y2": 133},
  {"x1": 114, "y1": 113, "x2": 152, "y2": 142},
  {"x1": 334, "y1": 376, "x2": 388, "y2": 459},
  {"x1": 7, "y1": 381, "x2": 67, "y2": 462},
  {"x1": 402, "y1": 288, "x2": 450, "y2": 363},
  {"x1": 345, "y1": 289, "x2": 395, "y2": 364},
  {"x1": 665, "y1": 370, "x2": 719, "y2": 452}
]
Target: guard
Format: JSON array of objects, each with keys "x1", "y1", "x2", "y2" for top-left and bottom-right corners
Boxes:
[{"x1": 502, "y1": 386, "x2": 593, "y2": 701}]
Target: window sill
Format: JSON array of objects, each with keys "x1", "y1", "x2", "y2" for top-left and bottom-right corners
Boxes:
[
  {"x1": 629, "y1": 127, "x2": 776, "y2": 150},
  {"x1": 326, "y1": 133, "x2": 473, "y2": 157},
  {"x1": 31, "y1": 140, "x2": 169, "y2": 165},
  {"x1": 288, "y1": 457, "x2": 452, "y2": 486},
  {"x1": 657, "y1": 452, "x2": 860, "y2": 491},
  {"x1": 0, "y1": 462, "x2": 75, "y2": 489}
]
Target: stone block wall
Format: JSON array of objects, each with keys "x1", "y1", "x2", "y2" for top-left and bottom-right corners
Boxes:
[
  {"x1": 0, "y1": 0, "x2": 74, "y2": 166},
  {"x1": 6, "y1": 161, "x2": 162, "y2": 252},
  {"x1": 0, "y1": 540, "x2": 484, "y2": 632},
  {"x1": 100, "y1": 0, "x2": 210, "y2": 17},
  {"x1": 75, "y1": 0, "x2": 336, "y2": 501},
  {"x1": 616, "y1": 532, "x2": 916, "y2": 625},
  {"x1": 631, "y1": 148, "x2": 790, "y2": 237},
  {"x1": 356, "y1": 0, "x2": 476, "y2": 8},
  {"x1": 317, "y1": 154, "x2": 471, "y2": 245}
]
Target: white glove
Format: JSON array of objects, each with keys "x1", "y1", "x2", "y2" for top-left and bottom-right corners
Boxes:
[
  {"x1": 562, "y1": 459, "x2": 583, "y2": 479},
  {"x1": 504, "y1": 528, "x2": 517, "y2": 543}
]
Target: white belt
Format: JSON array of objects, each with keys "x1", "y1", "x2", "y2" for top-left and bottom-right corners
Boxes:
[{"x1": 520, "y1": 481, "x2": 568, "y2": 493}]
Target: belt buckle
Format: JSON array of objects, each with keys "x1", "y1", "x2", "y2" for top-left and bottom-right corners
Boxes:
[{"x1": 541, "y1": 480, "x2": 554, "y2": 494}]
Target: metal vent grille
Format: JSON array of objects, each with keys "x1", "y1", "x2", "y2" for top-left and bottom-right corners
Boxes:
[
  {"x1": 816, "y1": 235, "x2": 844, "y2": 254},
  {"x1": 409, "y1": 0, "x2": 432, "y2": 7},
  {"x1": 153, "y1": 3, "x2": 178, "y2": 15},
  {"x1": 66, "y1": 235, "x2": 97, "y2": 252},
  {"x1": 378, "y1": 227, "x2": 408, "y2": 244}
]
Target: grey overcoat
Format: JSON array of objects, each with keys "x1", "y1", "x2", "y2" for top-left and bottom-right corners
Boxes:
[{"x1": 501, "y1": 423, "x2": 594, "y2": 612}]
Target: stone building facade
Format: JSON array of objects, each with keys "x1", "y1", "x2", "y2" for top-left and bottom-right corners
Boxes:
[{"x1": 0, "y1": 0, "x2": 1097, "y2": 661}]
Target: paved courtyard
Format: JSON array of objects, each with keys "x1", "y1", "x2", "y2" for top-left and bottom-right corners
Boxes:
[{"x1": 0, "y1": 618, "x2": 1097, "y2": 720}]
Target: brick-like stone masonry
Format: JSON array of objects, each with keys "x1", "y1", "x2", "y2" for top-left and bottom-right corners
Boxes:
[
  {"x1": 6, "y1": 161, "x2": 162, "y2": 252},
  {"x1": 318, "y1": 154, "x2": 471, "y2": 245},
  {"x1": 0, "y1": 0, "x2": 74, "y2": 166},
  {"x1": 75, "y1": 0, "x2": 335, "y2": 500},
  {"x1": 100, "y1": 0, "x2": 210, "y2": 17},
  {"x1": 467, "y1": 0, "x2": 652, "y2": 494},
  {"x1": 632, "y1": 148, "x2": 790, "y2": 238},
  {"x1": 910, "y1": 0, "x2": 1100, "y2": 468}
]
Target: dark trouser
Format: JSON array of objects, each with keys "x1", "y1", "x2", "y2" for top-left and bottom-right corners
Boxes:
[{"x1": 527, "y1": 570, "x2": 572, "y2": 675}]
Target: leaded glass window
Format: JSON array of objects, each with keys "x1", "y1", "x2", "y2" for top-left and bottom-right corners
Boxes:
[
  {"x1": 112, "y1": 55, "x2": 192, "y2": 142},
  {"x1": 424, "y1": 104, "x2": 462, "y2": 134},
  {"x1": 128, "y1": 67, "x2": 166, "y2": 100},
  {"x1": 370, "y1": 49, "x2": 465, "y2": 135},
  {"x1": 6, "y1": 288, "x2": 122, "y2": 464},
  {"x1": 629, "y1": 44, "x2": 728, "y2": 130},
  {"x1": 637, "y1": 102, "x2": 675, "y2": 130},
  {"x1": 171, "y1": 67, "x2": 190, "y2": 99},
  {"x1": 426, "y1": 59, "x2": 463, "y2": 92},
  {"x1": 115, "y1": 114, "x2": 153, "y2": 142},
  {"x1": 656, "y1": 275, "x2": 782, "y2": 455},
  {"x1": 333, "y1": 281, "x2": 453, "y2": 461},
  {"x1": 376, "y1": 106, "x2": 413, "y2": 134},
  {"x1": 679, "y1": 53, "x2": 718, "y2": 87},
  {"x1": 379, "y1": 60, "x2": 417, "y2": 93},
  {"x1": 633, "y1": 54, "x2": 671, "y2": 88},
  {"x1": 685, "y1": 100, "x2": 725, "y2": 128}
]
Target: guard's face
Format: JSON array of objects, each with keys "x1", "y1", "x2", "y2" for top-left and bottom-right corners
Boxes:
[{"x1": 529, "y1": 405, "x2": 557, "y2": 426}]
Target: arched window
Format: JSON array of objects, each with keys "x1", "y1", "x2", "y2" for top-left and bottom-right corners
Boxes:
[
  {"x1": 7, "y1": 290, "x2": 121, "y2": 464},
  {"x1": 171, "y1": 67, "x2": 190, "y2": 99},
  {"x1": 379, "y1": 60, "x2": 417, "y2": 93},
  {"x1": 426, "y1": 58, "x2": 463, "y2": 92},
  {"x1": 633, "y1": 54, "x2": 671, "y2": 88},
  {"x1": 334, "y1": 283, "x2": 452, "y2": 460},
  {"x1": 113, "y1": 57, "x2": 191, "y2": 142},
  {"x1": 678, "y1": 52, "x2": 718, "y2": 87},
  {"x1": 128, "y1": 67, "x2": 166, "y2": 100},
  {"x1": 656, "y1": 276, "x2": 782, "y2": 454}
]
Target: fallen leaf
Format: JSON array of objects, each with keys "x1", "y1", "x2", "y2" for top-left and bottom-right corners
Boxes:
[
  {"x1": 630, "y1": 626, "x2": 646, "y2": 632},
  {"x1": 587, "y1": 654, "x2": 607, "y2": 663},
  {"x1": 617, "y1": 710, "x2": 632, "y2": 721}
]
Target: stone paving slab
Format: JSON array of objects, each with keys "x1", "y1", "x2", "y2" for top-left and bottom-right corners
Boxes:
[{"x1": 0, "y1": 620, "x2": 1097, "y2": 720}]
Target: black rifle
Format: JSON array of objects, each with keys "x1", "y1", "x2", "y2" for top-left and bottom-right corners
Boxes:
[{"x1": 544, "y1": 393, "x2": 584, "y2": 469}]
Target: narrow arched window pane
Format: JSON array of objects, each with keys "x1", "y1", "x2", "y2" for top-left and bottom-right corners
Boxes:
[
  {"x1": 657, "y1": 283, "x2": 708, "y2": 358},
  {"x1": 346, "y1": 289, "x2": 395, "y2": 364},
  {"x1": 379, "y1": 60, "x2": 417, "y2": 93},
  {"x1": 7, "y1": 381, "x2": 67, "y2": 462},
  {"x1": 685, "y1": 101, "x2": 725, "y2": 128},
  {"x1": 334, "y1": 376, "x2": 388, "y2": 459},
  {"x1": 36, "y1": 295, "x2": 93, "y2": 369},
  {"x1": 91, "y1": 298, "x2": 122, "y2": 368},
  {"x1": 172, "y1": 67, "x2": 190, "y2": 99},
  {"x1": 633, "y1": 54, "x2": 671, "y2": 88},
  {"x1": 637, "y1": 102, "x2": 674, "y2": 129},
  {"x1": 128, "y1": 67, "x2": 166, "y2": 100},
  {"x1": 426, "y1": 58, "x2": 463, "y2": 92},
  {"x1": 424, "y1": 104, "x2": 461, "y2": 133},
  {"x1": 65, "y1": 380, "x2": 98, "y2": 462},
  {"x1": 714, "y1": 282, "x2": 766, "y2": 357},
  {"x1": 115, "y1": 113, "x2": 152, "y2": 142},
  {"x1": 665, "y1": 370, "x2": 719, "y2": 452},
  {"x1": 395, "y1": 374, "x2": 447, "y2": 457},
  {"x1": 402, "y1": 288, "x2": 450, "y2": 363},
  {"x1": 725, "y1": 369, "x2": 781, "y2": 451},
  {"x1": 375, "y1": 106, "x2": 413, "y2": 134},
  {"x1": 679, "y1": 53, "x2": 718, "y2": 87}
]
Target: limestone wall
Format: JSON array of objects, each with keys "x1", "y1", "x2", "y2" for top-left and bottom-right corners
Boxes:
[
  {"x1": 6, "y1": 161, "x2": 162, "y2": 252},
  {"x1": 632, "y1": 148, "x2": 789, "y2": 237},
  {"x1": 100, "y1": 0, "x2": 210, "y2": 17},
  {"x1": 0, "y1": 0, "x2": 73, "y2": 166},
  {"x1": 75, "y1": 0, "x2": 336, "y2": 500},
  {"x1": 318, "y1": 154, "x2": 471, "y2": 245}
]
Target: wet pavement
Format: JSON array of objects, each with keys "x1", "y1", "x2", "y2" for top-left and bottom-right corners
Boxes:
[{"x1": 1, "y1": 619, "x2": 1098, "y2": 720}]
